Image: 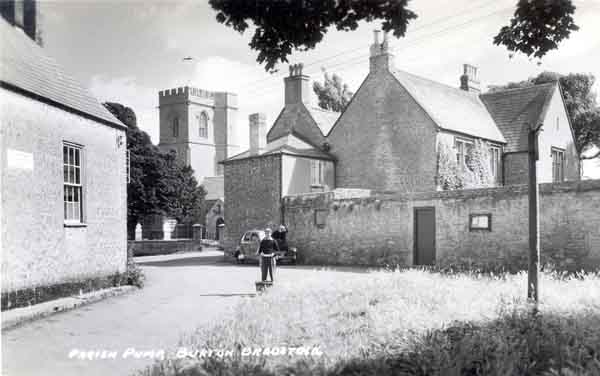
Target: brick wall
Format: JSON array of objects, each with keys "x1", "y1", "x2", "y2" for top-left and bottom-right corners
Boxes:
[
  {"x1": 328, "y1": 70, "x2": 438, "y2": 192},
  {"x1": 223, "y1": 154, "x2": 282, "y2": 251},
  {"x1": 1, "y1": 89, "x2": 127, "y2": 293},
  {"x1": 283, "y1": 180, "x2": 600, "y2": 271}
]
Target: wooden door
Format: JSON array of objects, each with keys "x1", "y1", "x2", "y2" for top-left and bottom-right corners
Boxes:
[{"x1": 414, "y1": 207, "x2": 436, "y2": 265}]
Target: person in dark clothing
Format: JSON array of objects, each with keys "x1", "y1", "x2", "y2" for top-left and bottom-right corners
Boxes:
[
  {"x1": 256, "y1": 228, "x2": 279, "y2": 282},
  {"x1": 272, "y1": 225, "x2": 288, "y2": 252}
]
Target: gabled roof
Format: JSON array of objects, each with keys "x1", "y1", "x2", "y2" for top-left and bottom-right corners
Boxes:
[
  {"x1": 480, "y1": 82, "x2": 557, "y2": 152},
  {"x1": 305, "y1": 106, "x2": 340, "y2": 135},
  {"x1": 391, "y1": 69, "x2": 506, "y2": 143},
  {"x1": 266, "y1": 103, "x2": 338, "y2": 146},
  {"x1": 0, "y1": 19, "x2": 125, "y2": 129},
  {"x1": 223, "y1": 134, "x2": 335, "y2": 163}
]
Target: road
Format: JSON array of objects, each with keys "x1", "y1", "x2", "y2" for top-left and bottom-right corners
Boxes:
[
  {"x1": 1, "y1": 250, "x2": 255, "y2": 376},
  {"x1": 2, "y1": 249, "x2": 369, "y2": 376}
]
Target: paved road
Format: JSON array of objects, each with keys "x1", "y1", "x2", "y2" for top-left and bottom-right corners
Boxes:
[
  {"x1": 2, "y1": 250, "x2": 369, "y2": 376},
  {"x1": 1, "y1": 250, "x2": 254, "y2": 376}
]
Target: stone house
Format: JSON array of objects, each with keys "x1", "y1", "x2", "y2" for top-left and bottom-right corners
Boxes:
[
  {"x1": 1, "y1": 12, "x2": 128, "y2": 309},
  {"x1": 222, "y1": 31, "x2": 580, "y2": 254}
]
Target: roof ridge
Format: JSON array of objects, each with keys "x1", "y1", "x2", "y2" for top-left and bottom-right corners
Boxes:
[
  {"x1": 481, "y1": 81, "x2": 557, "y2": 96},
  {"x1": 392, "y1": 68, "x2": 476, "y2": 97},
  {"x1": 309, "y1": 106, "x2": 340, "y2": 115},
  {"x1": 1, "y1": 19, "x2": 125, "y2": 129}
]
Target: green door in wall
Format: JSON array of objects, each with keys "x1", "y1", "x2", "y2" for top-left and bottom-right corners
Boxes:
[{"x1": 414, "y1": 207, "x2": 436, "y2": 265}]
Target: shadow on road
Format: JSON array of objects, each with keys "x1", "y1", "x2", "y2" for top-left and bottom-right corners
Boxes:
[{"x1": 137, "y1": 254, "x2": 378, "y2": 274}]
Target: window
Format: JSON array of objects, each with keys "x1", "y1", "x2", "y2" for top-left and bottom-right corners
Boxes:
[
  {"x1": 172, "y1": 117, "x2": 179, "y2": 138},
  {"x1": 455, "y1": 138, "x2": 473, "y2": 167},
  {"x1": 63, "y1": 143, "x2": 83, "y2": 223},
  {"x1": 198, "y1": 112, "x2": 208, "y2": 138},
  {"x1": 489, "y1": 145, "x2": 501, "y2": 183},
  {"x1": 310, "y1": 160, "x2": 326, "y2": 186},
  {"x1": 552, "y1": 147, "x2": 565, "y2": 182},
  {"x1": 469, "y1": 214, "x2": 491, "y2": 231}
]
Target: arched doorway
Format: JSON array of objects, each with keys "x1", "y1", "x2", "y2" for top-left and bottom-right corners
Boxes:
[{"x1": 215, "y1": 217, "x2": 225, "y2": 240}]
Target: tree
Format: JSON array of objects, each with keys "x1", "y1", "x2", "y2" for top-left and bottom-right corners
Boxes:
[
  {"x1": 494, "y1": 0, "x2": 579, "y2": 61},
  {"x1": 209, "y1": 0, "x2": 578, "y2": 72},
  {"x1": 487, "y1": 72, "x2": 600, "y2": 159},
  {"x1": 313, "y1": 69, "x2": 354, "y2": 112},
  {"x1": 103, "y1": 103, "x2": 206, "y2": 239}
]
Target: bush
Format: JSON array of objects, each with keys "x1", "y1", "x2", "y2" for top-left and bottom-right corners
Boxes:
[{"x1": 113, "y1": 257, "x2": 145, "y2": 288}]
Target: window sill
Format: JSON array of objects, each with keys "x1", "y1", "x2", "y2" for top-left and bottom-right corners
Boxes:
[{"x1": 64, "y1": 222, "x2": 87, "y2": 228}]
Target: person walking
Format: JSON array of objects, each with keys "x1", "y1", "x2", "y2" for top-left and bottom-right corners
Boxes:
[{"x1": 256, "y1": 228, "x2": 279, "y2": 282}]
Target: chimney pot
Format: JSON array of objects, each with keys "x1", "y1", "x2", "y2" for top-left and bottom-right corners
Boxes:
[
  {"x1": 369, "y1": 30, "x2": 394, "y2": 72},
  {"x1": 460, "y1": 63, "x2": 480, "y2": 93},
  {"x1": 284, "y1": 63, "x2": 311, "y2": 105}
]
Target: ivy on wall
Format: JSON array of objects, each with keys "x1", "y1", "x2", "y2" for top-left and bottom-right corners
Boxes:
[{"x1": 437, "y1": 140, "x2": 495, "y2": 190}]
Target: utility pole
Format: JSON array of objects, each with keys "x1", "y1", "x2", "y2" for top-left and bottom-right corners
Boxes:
[{"x1": 528, "y1": 122, "x2": 543, "y2": 303}]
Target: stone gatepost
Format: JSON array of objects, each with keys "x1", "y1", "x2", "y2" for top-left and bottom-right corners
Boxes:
[
  {"x1": 135, "y1": 223, "x2": 143, "y2": 241},
  {"x1": 162, "y1": 219, "x2": 177, "y2": 240},
  {"x1": 192, "y1": 224, "x2": 203, "y2": 240}
]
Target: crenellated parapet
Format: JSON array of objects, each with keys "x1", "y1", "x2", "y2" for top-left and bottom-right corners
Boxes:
[{"x1": 158, "y1": 86, "x2": 215, "y2": 100}]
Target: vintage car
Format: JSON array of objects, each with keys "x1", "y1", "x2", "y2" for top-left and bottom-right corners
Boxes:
[{"x1": 228, "y1": 229, "x2": 297, "y2": 264}]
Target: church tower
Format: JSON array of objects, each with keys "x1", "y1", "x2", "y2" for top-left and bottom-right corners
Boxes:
[{"x1": 157, "y1": 86, "x2": 240, "y2": 186}]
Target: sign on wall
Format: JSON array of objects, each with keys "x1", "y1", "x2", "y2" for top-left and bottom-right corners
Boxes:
[{"x1": 7, "y1": 149, "x2": 33, "y2": 170}]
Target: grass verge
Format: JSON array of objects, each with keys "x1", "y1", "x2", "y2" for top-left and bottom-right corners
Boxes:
[{"x1": 137, "y1": 269, "x2": 600, "y2": 375}]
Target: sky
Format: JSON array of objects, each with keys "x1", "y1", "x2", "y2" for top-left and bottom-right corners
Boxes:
[{"x1": 39, "y1": 0, "x2": 600, "y2": 177}]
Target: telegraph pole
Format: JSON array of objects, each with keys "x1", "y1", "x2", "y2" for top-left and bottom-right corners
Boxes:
[{"x1": 528, "y1": 123, "x2": 543, "y2": 303}]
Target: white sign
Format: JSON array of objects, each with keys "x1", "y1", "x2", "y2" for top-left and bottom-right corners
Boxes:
[{"x1": 7, "y1": 149, "x2": 33, "y2": 170}]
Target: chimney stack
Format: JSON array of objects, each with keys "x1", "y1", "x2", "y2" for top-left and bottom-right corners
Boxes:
[
  {"x1": 249, "y1": 113, "x2": 267, "y2": 156},
  {"x1": 284, "y1": 63, "x2": 311, "y2": 105},
  {"x1": 0, "y1": 0, "x2": 38, "y2": 44},
  {"x1": 369, "y1": 30, "x2": 395, "y2": 73},
  {"x1": 460, "y1": 64, "x2": 480, "y2": 93}
]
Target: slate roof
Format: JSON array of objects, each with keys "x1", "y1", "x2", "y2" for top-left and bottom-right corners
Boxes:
[
  {"x1": 223, "y1": 134, "x2": 335, "y2": 163},
  {"x1": 266, "y1": 103, "x2": 338, "y2": 147},
  {"x1": 480, "y1": 82, "x2": 557, "y2": 152},
  {"x1": 0, "y1": 19, "x2": 125, "y2": 128},
  {"x1": 305, "y1": 106, "x2": 340, "y2": 135},
  {"x1": 391, "y1": 70, "x2": 506, "y2": 143}
]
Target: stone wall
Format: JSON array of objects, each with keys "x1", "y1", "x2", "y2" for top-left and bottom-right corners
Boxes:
[
  {"x1": 129, "y1": 240, "x2": 202, "y2": 256},
  {"x1": 223, "y1": 154, "x2": 282, "y2": 251},
  {"x1": 1, "y1": 88, "x2": 128, "y2": 293},
  {"x1": 283, "y1": 180, "x2": 600, "y2": 271}
]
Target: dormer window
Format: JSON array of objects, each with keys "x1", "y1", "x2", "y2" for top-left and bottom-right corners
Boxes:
[
  {"x1": 172, "y1": 117, "x2": 179, "y2": 138},
  {"x1": 198, "y1": 112, "x2": 208, "y2": 138}
]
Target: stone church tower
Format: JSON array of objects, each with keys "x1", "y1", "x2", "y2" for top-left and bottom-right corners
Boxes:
[{"x1": 157, "y1": 86, "x2": 240, "y2": 185}]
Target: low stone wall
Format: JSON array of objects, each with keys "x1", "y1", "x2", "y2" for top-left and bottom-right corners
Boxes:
[
  {"x1": 283, "y1": 180, "x2": 600, "y2": 271},
  {"x1": 1, "y1": 274, "x2": 121, "y2": 311},
  {"x1": 129, "y1": 240, "x2": 202, "y2": 257}
]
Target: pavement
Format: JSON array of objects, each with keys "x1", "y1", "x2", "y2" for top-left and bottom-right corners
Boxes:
[{"x1": 1, "y1": 249, "x2": 369, "y2": 376}]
